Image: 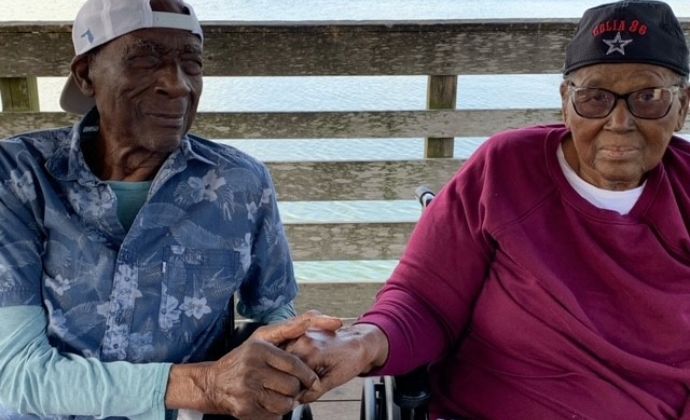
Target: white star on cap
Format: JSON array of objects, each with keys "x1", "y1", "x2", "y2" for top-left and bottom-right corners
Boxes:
[{"x1": 602, "y1": 32, "x2": 634, "y2": 55}]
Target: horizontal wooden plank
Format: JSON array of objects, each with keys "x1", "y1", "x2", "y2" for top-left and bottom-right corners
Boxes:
[
  {"x1": 200, "y1": 20, "x2": 576, "y2": 76},
  {"x1": 0, "y1": 23, "x2": 73, "y2": 78},
  {"x1": 192, "y1": 109, "x2": 565, "y2": 139},
  {"x1": 0, "y1": 112, "x2": 78, "y2": 138},
  {"x1": 309, "y1": 400, "x2": 361, "y2": 420},
  {"x1": 318, "y1": 377, "x2": 365, "y2": 402},
  {"x1": 0, "y1": 109, "x2": 566, "y2": 140},
  {"x1": 285, "y1": 222, "x2": 415, "y2": 260},
  {"x1": 2, "y1": 20, "x2": 688, "y2": 77},
  {"x1": 5, "y1": 109, "x2": 690, "y2": 141},
  {"x1": 295, "y1": 283, "x2": 382, "y2": 319},
  {"x1": 269, "y1": 159, "x2": 462, "y2": 201}
]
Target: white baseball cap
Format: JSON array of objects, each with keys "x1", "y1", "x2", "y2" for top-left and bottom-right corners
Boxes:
[{"x1": 60, "y1": 0, "x2": 204, "y2": 114}]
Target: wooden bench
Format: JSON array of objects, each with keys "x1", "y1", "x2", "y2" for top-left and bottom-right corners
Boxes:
[
  {"x1": 2, "y1": 19, "x2": 689, "y2": 320},
  {"x1": 3, "y1": 17, "x2": 690, "y2": 418}
]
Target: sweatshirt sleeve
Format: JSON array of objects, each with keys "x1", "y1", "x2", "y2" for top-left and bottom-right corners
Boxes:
[
  {"x1": 0, "y1": 305, "x2": 172, "y2": 420},
  {"x1": 357, "y1": 151, "x2": 494, "y2": 376}
]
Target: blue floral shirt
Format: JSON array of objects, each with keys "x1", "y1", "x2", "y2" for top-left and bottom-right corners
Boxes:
[{"x1": 0, "y1": 109, "x2": 297, "y2": 365}]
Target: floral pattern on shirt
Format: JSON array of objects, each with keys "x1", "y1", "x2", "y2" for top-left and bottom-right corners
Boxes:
[
  {"x1": 188, "y1": 169, "x2": 227, "y2": 203},
  {"x1": 8, "y1": 170, "x2": 37, "y2": 204},
  {"x1": 159, "y1": 283, "x2": 182, "y2": 331},
  {"x1": 67, "y1": 186, "x2": 114, "y2": 221},
  {"x1": 180, "y1": 296, "x2": 212, "y2": 320},
  {"x1": 111, "y1": 264, "x2": 142, "y2": 310},
  {"x1": 0, "y1": 111, "x2": 297, "y2": 419},
  {"x1": 45, "y1": 274, "x2": 73, "y2": 296}
]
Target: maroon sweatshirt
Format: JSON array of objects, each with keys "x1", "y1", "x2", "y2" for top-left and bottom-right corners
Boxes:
[{"x1": 359, "y1": 125, "x2": 690, "y2": 419}]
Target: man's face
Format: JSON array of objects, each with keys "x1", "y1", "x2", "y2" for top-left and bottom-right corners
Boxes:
[
  {"x1": 86, "y1": 27, "x2": 203, "y2": 154},
  {"x1": 561, "y1": 63, "x2": 689, "y2": 190}
]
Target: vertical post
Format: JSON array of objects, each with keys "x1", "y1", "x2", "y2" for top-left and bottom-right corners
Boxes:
[
  {"x1": 425, "y1": 75, "x2": 457, "y2": 158},
  {"x1": 0, "y1": 77, "x2": 40, "y2": 112}
]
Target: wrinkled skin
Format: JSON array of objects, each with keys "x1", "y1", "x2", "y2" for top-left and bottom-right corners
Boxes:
[
  {"x1": 71, "y1": 0, "x2": 202, "y2": 181},
  {"x1": 70, "y1": 2, "x2": 345, "y2": 417},
  {"x1": 284, "y1": 323, "x2": 389, "y2": 403},
  {"x1": 561, "y1": 63, "x2": 690, "y2": 190},
  {"x1": 166, "y1": 311, "x2": 343, "y2": 419},
  {"x1": 281, "y1": 65, "x2": 690, "y2": 408}
]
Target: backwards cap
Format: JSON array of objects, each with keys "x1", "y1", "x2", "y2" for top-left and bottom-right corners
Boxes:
[{"x1": 60, "y1": 0, "x2": 203, "y2": 114}]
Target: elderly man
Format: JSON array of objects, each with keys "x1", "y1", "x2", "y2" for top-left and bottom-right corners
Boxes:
[
  {"x1": 286, "y1": 1, "x2": 690, "y2": 419},
  {"x1": 0, "y1": 0, "x2": 340, "y2": 419}
]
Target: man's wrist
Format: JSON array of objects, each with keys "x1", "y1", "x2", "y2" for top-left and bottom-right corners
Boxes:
[{"x1": 164, "y1": 363, "x2": 211, "y2": 412}]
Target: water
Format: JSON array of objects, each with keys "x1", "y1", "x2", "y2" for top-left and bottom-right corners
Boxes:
[
  {"x1": 4, "y1": 1, "x2": 690, "y2": 20},
  {"x1": 3, "y1": 1, "x2": 690, "y2": 282}
]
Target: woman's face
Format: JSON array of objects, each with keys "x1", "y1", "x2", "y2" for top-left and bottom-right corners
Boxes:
[{"x1": 560, "y1": 63, "x2": 689, "y2": 190}]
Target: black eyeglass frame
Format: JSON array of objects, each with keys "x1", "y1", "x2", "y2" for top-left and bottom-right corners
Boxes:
[{"x1": 567, "y1": 82, "x2": 682, "y2": 120}]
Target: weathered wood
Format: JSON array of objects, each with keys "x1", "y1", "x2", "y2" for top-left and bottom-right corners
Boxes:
[
  {"x1": 268, "y1": 159, "x2": 463, "y2": 201},
  {"x1": 426, "y1": 75, "x2": 457, "y2": 158},
  {"x1": 285, "y1": 222, "x2": 415, "y2": 260},
  {"x1": 0, "y1": 77, "x2": 39, "y2": 112},
  {"x1": 426, "y1": 137, "x2": 455, "y2": 158},
  {"x1": 309, "y1": 378, "x2": 365, "y2": 420},
  {"x1": 318, "y1": 377, "x2": 365, "y2": 401},
  {"x1": 0, "y1": 23, "x2": 73, "y2": 77},
  {"x1": 0, "y1": 109, "x2": 567, "y2": 140},
  {"x1": 0, "y1": 112, "x2": 78, "y2": 137},
  {"x1": 309, "y1": 377, "x2": 364, "y2": 420},
  {"x1": 295, "y1": 283, "x2": 382, "y2": 318},
  {"x1": 1, "y1": 20, "x2": 689, "y2": 77},
  {"x1": 310, "y1": 401, "x2": 361, "y2": 419},
  {"x1": 4, "y1": 107, "x2": 688, "y2": 143}
]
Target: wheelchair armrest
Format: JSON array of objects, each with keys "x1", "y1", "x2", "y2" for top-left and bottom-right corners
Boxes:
[{"x1": 392, "y1": 367, "x2": 431, "y2": 409}]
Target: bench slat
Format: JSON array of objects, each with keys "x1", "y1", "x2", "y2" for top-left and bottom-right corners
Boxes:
[
  {"x1": 270, "y1": 159, "x2": 462, "y2": 201},
  {"x1": 2, "y1": 20, "x2": 688, "y2": 77},
  {"x1": 285, "y1": 222, "x2": 415, "y2": 260},
  {"x1": 0, "y1": 109, "x2": 569, "y2": 139}
]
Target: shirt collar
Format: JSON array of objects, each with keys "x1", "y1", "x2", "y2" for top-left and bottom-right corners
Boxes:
[{"x1": 46, "y1": 108, "x2": 216, "y2": 184}]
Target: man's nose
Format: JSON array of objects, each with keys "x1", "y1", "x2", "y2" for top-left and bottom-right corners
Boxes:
[{"x1": 155, "y1": 63, "x2": 191, "y2": 98}]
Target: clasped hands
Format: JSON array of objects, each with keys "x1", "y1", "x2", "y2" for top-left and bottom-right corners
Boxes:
[{"x1": 176, "y1": 310, "x2": 388, "y2": 419}]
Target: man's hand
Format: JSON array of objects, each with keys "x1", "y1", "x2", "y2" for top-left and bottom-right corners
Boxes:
[
  {"x1": 165, "y1": 311, "x2": 342, "y2": 419},
  {"x1": 284, "y1": 323, "x2": 389, "y2": 403}
]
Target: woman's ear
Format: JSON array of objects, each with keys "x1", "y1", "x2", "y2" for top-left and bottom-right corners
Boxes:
[
  {"x1": 70, "y1": 55, "x2": 95, "y2": 97},
  {"x1": 675, "y1": 86, "x2": 690, "y2": 132}
]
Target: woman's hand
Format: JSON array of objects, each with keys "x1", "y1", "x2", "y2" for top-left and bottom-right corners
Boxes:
[{"x1": 285, "y1": 323, "x2": 389, "y2": 403}]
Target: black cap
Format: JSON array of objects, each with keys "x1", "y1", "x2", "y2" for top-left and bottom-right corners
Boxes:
[{"x1": 564, "y1": 0, "x2": 689, "y2": 76}]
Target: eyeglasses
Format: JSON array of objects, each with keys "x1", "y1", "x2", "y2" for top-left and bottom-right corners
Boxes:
[{"x1": 567, "y1": 83, "x2": 681, "y2": 119}]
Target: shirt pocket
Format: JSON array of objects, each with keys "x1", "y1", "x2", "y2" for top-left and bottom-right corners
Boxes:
[{"x1": 158, "y1": 246, "x2": 240, "y2": 335}]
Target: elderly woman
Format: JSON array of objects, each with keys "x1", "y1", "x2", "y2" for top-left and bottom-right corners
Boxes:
[{"x1": 287, "y1": 1, "x2": 690, "y2": 418}]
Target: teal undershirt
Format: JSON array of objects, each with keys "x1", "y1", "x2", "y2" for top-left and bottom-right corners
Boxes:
[{"x1": 105, "y1": 181, "x2": 152, "y2": 231}]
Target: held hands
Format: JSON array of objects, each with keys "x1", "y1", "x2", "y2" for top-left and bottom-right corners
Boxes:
[
  {"x1": 166, "y1": 311, "x2": 341, "y2": 420},
  {"x1": 284, "y1": 323, "x2": 390, "y2": 403}
]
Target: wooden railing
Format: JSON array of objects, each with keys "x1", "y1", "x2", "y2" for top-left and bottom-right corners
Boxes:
[{"x1": 2, "y1": 19, "x2": 690, "y2": 316}]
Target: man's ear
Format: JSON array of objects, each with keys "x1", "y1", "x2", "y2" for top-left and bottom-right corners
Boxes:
[
  {"x1": 70, "y1": 55, "x2": 95, "y2": 97},
  {"x1": 560, "y1": 80, "x2": 571, "y2": 127},
  {"x1": 675, "y1": 85, "x2": 690, "y2": 132}
]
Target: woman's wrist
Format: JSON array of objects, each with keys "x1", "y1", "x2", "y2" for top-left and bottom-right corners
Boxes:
[{"x1": 350, "y1": 323, "x2": 390, "y2": 373}]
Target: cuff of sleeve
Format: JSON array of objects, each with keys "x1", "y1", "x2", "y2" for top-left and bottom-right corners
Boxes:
[{"x1": 129, "y1": 363, "x2": 173, "y2": 420}]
